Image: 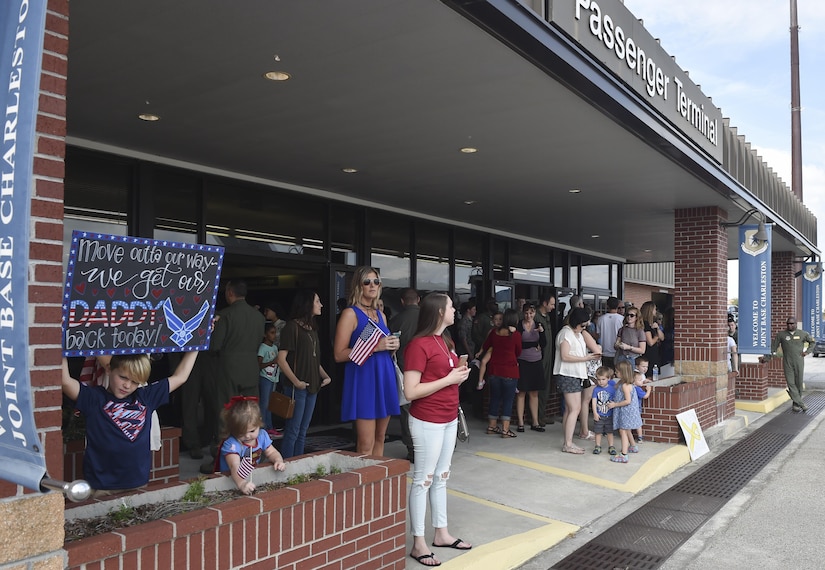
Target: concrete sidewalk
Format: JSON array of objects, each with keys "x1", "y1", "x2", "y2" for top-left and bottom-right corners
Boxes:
[{"x1": 177, "y1": 358, "x2": 825, "y2": 569}]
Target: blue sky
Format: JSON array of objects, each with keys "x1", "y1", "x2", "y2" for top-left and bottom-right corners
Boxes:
[{"x1": 623, "y1": 0, "x2": 825, "y2": 301}]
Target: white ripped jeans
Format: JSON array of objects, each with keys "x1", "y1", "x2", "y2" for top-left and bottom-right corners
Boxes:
[{"x1": 408, "y1": 415, "x2": 457, "y2": 537}]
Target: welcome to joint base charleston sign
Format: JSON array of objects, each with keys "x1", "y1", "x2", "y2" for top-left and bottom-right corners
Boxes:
[
  {"x1": 62, "y1": 231, "x2": 224, "y2": 356},
  {"x1": 1, "y1": 0, "x2": 47, "y2": 492}
]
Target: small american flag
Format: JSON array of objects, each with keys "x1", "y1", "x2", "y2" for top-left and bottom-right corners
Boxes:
[
  {"x1": 349, "y1": 320, "x2": 385, "y2": 366},
  {"x1": 79, "y1": 356, "x2": 106, "y2": 387},
  {"x1": 237, "y1": 450, "x2": 255, "y2": 480}
]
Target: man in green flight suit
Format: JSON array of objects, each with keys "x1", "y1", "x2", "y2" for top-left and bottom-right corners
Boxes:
[{"x1": 770, "y1": 316, "x2": 814, "y2": 412}]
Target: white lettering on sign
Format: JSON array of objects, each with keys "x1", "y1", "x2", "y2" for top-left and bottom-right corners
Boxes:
[{"x1": 574, "y1": 0, "x2": 717, "y2": 146}]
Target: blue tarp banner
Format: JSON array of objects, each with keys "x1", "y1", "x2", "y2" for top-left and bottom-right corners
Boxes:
[
  {"x1": 0, "y1": 0, "x2": 48, "y2": 491},
  {"x1": 738, "y1": 224, "x2": 772, "y2": 354},
  {"x1": 801, "y1": 263, "x2": 823, "y2": 341}
]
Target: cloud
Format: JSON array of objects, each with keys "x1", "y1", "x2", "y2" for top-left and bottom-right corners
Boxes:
[
  {"x1": 625, "y1": 0, "x2": 825, "y2": 49},
  {"x1": 624, "y1": 0, "x2": 825, "y2": 252}
]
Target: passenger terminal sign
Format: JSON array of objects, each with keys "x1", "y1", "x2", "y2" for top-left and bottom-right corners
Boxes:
[
  {"x1": 62, "y1": 231, "x2": 224, "y2": 356},
  {"x1": 738, "y1": 224, "x2": 772, "y2": 354},
  {"x1": 546, "y1": 0, "x2": 724, "y2": 162}
]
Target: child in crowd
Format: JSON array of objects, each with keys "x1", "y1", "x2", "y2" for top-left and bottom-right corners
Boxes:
[
  {"x1": 633, "y1": 357, "x2": 653, "y2": 443},
  {"x1": 218, "y1": 397, "x2": 286, "y2": 495},
  {"x1": 591, "y1": 366, "x2": 616, "y2": 455},
  {"x1": 258, "y1": 323, "x2": 282, "y2": 438},
  {"x1": 61, "y1": 350, "x2": 199, "y2": 497},
  {"x1": 608, "y1": 360, "x2": 642, "y2": 463}
]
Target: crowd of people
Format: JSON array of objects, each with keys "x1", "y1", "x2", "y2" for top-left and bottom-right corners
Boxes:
[{"x1": 67, "y1": 267, "x2": 789, "y2": 567}]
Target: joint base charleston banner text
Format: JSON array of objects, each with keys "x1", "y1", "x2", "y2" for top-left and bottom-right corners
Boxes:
[
  {"x1": 63, "y1": 231, "x2": 224, "y2": 356},
  {"x1": 738, "y1": 224, "x2": 772, "y2": 354},
  {"x1": 802, "y1": 263, "x2": 823, "y2": 341},
  {"x1": 0, "y1": 0, "x2": 48, "y2": 492}
]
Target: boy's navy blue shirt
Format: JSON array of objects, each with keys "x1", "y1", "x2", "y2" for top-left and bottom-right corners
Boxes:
[
  {"x1": 74, "y1": 379, "x2": 169, "y2": 490},
  {"x1": 593, "y1": 385, "x2": 615, "y2": 419}
]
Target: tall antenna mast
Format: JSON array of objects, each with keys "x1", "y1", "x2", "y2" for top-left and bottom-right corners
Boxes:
[{"x1": 790, "y1": 0, "x2": 803, "y2": 200}]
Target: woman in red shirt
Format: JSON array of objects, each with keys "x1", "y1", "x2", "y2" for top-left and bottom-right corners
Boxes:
[
  {"x1": 403, "y1": 293, "x2": 472, "y2": 566},
  {"x1": 480, "y1": 309, "x2": 522, "y2": 438}
]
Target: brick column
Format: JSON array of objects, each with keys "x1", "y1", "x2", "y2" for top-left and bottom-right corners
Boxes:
[
  {"x1": 672, "y1": 207, "x2": 731, "y2": 424},
  {"x1": 0, "y1": 1, "x2": 68, "y2": 569},
  {"x1": 767, "y1": 251, "x2": 796, "y2": 387}
]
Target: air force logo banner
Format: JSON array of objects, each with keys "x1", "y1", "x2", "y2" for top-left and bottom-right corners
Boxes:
[{"x1": 738, "y1": 224, "x2": 772, "y2": 354}]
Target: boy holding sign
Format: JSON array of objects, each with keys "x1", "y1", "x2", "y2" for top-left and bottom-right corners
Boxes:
[{"x1": 61, "y1": 350, "x2": 199, "y2": 497}]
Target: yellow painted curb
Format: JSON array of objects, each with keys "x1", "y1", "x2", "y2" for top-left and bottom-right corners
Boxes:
[
  {"x1": 439, "y1": 523, "x2": 579, "y2": 570},
  {"x1": 476, "y1": 446, "x2": 690, "y2": 494},
  {"x1": 736, "y1": 389, "x2": 789, "y2": 413}
]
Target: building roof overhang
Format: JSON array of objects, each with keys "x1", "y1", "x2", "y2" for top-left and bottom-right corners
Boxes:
[{"x1": 65, "y1": 0, "x2": 818, "y2": 263}]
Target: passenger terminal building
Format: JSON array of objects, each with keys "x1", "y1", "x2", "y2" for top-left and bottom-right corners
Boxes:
[{"x1": 2, "y1": 0, "x2": 819, "y2": 565}]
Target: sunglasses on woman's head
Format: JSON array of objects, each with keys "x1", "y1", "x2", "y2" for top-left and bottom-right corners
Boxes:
[{"x1": 363, "y1": 278, "x2": 381, "y2": 286}]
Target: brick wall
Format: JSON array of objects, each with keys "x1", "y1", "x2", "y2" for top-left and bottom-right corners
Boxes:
[
  {"x1": 737, "y1": 361, "x2": 769, "y2": 401},
  {"x1": 64, "y1": 452, "x2": 408, "y2": 570},
  {"x1": 623, "y1": 283, "x2": 673, "y2": 311},
  {"x1": 672, "y1": 207, "x2": 729, "y2": 374},
  {"x1": 634, "y1": 207, "x2": 733, "y2": 442},
  {"x1": 643, "y1": 377, "x2": 717, "y2": 443}
]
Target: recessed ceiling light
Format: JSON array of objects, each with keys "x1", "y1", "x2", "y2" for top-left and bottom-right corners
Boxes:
[
  {"x1": 591, "y1": 234, "x2": 600, "y2": 238},
  {"x1": 138, "y1": 113, "x2": 160, "y2": 122},
  {"x1": 464, "y1": 200, "x2": 477, "y2": 205},
  {"x1": 263, "y1": 71, "x2": 291, "y2": 81},
  {"x1": 644, "y1": 249, "x2": 652, "y2": 253},
  {"x1": 569, "y1": 188, "x2": 581, "y2": 194},
  {"x1": 460, "y1": 147, "x2": 478, "y2": 154},
  {"x1": 342, "y1": 168, "x2": 358, "y2": 174}
]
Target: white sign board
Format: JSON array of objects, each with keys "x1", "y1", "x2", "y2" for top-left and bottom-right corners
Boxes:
[{"x1": 676, "y1": 409, "x2": 710, "y2": 460}]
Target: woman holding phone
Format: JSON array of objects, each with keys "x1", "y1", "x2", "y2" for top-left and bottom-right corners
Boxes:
[
  {"x1": 554, "y1": 307, "x2": 602, "y2": 454},
  {"x1": 515, "y1": 302, "x2": 547, "y2": 432},
  {"x1": 403, "y1": 292, "x2": 472, "y2": 566}
]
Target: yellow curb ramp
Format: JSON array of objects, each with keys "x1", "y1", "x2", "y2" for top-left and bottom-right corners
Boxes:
[
  {"x1": 440, "y1": 522, "x2": 578, "y2": 570},
  {"x1": 736, "y1": 389, "x2": 789, "y2": 413},
  {"x1": 476, "y1": 446, "x2": 690, "y2": 494}
]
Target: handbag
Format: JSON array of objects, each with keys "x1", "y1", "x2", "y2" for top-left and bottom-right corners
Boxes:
[
  {"x1": 268, "y1": 386, "x2": 295, "y2": 419},
  {"x1": 456, "y1": 404, "x2": 469, "y2": 443},
  {"x1": 394, "y1": 355, "x2": 410, "y2": 406}
]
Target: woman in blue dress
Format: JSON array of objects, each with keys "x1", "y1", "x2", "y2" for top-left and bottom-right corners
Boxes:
[{"x1": 334, "y1": 266, "x2": 401, "y2": 456}]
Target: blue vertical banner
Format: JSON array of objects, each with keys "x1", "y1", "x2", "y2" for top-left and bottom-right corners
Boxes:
[
  {"x1": 738, "y1": 224, "x2": 772, "y2": 354},
  {"x1": 802, "y1": 263, "x2": 823, "y2": 341},
  {"x1": 0, "y1": 0, "x2": 48, "y2": 491}
]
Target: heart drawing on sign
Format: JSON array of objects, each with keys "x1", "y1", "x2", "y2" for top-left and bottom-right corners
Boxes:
[
  {"x1": 151, "y1": 288, "x2": 163, "y2": 299},
  {"x1": 176, "y1": 296, "x2": 185, "y2": 305},
  {"x1": 75, "y1": 283, "x2": 86, "y2": 294},
  {"x1": 106, "y1": 288, "x2": 116, "y2": 298}
]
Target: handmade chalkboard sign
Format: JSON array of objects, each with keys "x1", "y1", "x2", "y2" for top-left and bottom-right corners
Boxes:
[{"x1": 62, "y1": 231, "x2": 225, "y2": 356}]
